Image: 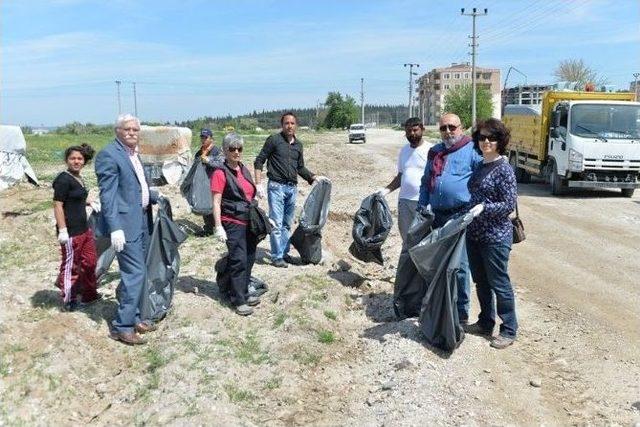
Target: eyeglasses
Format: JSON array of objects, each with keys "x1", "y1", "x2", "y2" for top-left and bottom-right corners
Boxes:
[
  {"x1": 119, "y1": 127, "x2": 140, "y2": 132},
  {"x1": 477, "y1": 133, "x2": 498, "y2": 142},
  {"x1": 227, "y1": 146, "x2": 243, "y2": 153},
  {"x1": 439, "y1": 124, "x2": 459, "y2": 132}
]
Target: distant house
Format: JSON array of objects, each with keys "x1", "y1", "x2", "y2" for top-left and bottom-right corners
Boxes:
[
  {"x1": 416, "y1": 62, "x2": 502, "y2": 125},
  {"x1": 32, "y1": 128, "x2": 50, "y2": 135}
]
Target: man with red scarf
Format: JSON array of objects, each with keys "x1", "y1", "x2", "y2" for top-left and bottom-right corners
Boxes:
[{"x1": 417, "y1": 113, "x2": 483, "y2": 325}]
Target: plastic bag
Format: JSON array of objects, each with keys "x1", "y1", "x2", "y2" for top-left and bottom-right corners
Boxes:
[
  {"x1": 408, "y1": 212, "x2": 473, "y2": 351},
  {"x1": 290, "y1": 180, "x2": 332, "y2": 264},
  {"x1": 180, "y1": 161, "x2": 213, "y2": 215},
  {"x1": 348, "y1": 193, "x2": 392, "y2": 265}
]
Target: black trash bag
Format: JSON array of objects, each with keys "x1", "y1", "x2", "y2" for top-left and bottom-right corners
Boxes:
[
  {"x1": 214, "y1": 255, "x2": 268, "y2": 298},
  {"x1": 348, "y1": 193, "x2": 393, "y2": 265},
  {"x1": 290, "y1": 180, "x2": 332, "y2": 264},
  {"x1": 392, "y1": 208, "x2": 435, "y2": 319},
  {"x1": 180, "y1": 160, "x2": 213, "y2": 215},
  {"x1": 408, "y1": 212, "x2": 473, "y2": 352},
  {"x1": 88, "y1": 211, "x2": 116, "y2": 281},
  {"x1": 139, "y1": 198, "x2": 188, "y2": 323},
  {"x1": 248, "y1": 201, "x2": 272, "y2": 243}
]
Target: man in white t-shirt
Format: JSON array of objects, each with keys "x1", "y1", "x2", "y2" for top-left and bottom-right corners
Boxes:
[{"x1": 376, "y1": 117, "x2": 429, "y2": 246}]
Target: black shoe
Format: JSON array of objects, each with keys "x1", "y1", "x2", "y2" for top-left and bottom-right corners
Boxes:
[
  {"x1": 62, "y1": 301, "x2": 79, "y2": 312},
  {"x1": 462, "y1": 322, "x2": 493, "y2": 336},
  {"x1": 283, "y1": 254, "x2": 298, "y2": 265},
  {"x1": 272, "y1": 259, "x2": 288, "y2": 268}
]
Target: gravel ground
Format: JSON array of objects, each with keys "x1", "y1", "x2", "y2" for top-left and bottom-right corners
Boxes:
[{"x1": 0, "y1": 128, "x2": 639, "y2": 425}]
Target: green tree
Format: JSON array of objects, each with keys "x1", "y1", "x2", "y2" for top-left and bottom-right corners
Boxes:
[
  {"x1": 442, "y1": 84, "x2": 493, "y2": 129},
  {"x1": 553, "y1": 58, "x2": 607, "y2": 87},
  {"x1": 323, "y1": 92, "x2": 359, "y2": 128}
]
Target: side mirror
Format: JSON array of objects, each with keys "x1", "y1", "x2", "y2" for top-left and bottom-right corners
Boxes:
[{"x1": 550, "y1": 128, "x2": 559, "y2": 139}]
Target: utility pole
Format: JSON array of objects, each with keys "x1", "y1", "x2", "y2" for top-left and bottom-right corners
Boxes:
[
  {"x1": 404, "y1": 63, "x2": 420, "y2": 118},
  {"x1": 360, "y1": 78, "x2": 365, "y2": 125},
  {"x1": 115, "y1": 80, "x2": 122, "y2": 114},
  {"x1": 132, "y1": 82, "x2": 138, "y2": 117},
  {"x1": 461, "y1": 7, "x2": 488, "y2": 127},
  {"x1": 634, "y1": 73, "x2": 640, "y2": 101}
]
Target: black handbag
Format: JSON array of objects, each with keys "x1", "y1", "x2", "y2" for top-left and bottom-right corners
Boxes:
[
  {"x1": 248, "y1": 202, "x2": 272, "y2": 242},
  {"x1": 512, "y1": 201, "x2": 526, "y2": 244}
]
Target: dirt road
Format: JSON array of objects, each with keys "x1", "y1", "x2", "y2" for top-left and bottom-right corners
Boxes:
[{"x1": 1, "y1": 128, "x2": 639, "y2": 425}]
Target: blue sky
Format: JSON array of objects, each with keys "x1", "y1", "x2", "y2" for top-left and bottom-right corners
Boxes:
[{"x1": 1, "y1": 0, "x2": 639, "y2": 126}]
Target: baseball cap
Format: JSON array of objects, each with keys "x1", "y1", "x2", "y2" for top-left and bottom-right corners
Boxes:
[{"x1": 200, "y1": 128, "x2": 213, "y2": 138}]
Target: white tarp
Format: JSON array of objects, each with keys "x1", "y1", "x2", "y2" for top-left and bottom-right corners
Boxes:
[
  {"x1": 0, "y1": 125, "x2": 39, "y2": 191},
  {"x1": 138, "y1": 126, "x2": 192, "y2": 186}
]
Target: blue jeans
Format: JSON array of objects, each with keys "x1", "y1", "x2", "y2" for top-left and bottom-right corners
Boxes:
[
  {"x1": 466, "y1": 238, "x2": 518, "y2": 338},
  {"x1": 268, "y1": 180, "x2": 297, "y2": 261},
  {"x1": 433, "y1": 211, "x2": 470, "y2": 322}
]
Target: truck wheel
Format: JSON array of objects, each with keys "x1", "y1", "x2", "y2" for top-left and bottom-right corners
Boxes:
[
  {"x1": 550, "y1": 160, "x2": 567, "y2": 196},
  {"x1": 509, "y1": 154, "x2": 531, "y2": 183},
  {"x1": 621, "y1": 188, "x2": 635, "y2": 198}
]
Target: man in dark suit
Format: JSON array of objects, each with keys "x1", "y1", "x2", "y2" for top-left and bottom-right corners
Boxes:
[{"x1": 95, "y1": 114, "x2": 159, "y2": 345}]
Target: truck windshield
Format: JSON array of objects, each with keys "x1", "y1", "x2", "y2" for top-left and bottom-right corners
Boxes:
[
  {"x1": 570, "y1": 104, "x2": 640, "y2": 140},
  {"x1": 350, "y1": 125, "x2": 364, "y2": 130}
]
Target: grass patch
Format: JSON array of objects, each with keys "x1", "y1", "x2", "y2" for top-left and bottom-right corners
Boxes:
[
  {"x1": 323, "y1": 310, "x2": 337, "y2": 321},
  {"x1": 235, "y1": 332, "x2": 269, "y2": 365},
  {"x1": 16, "y1": 307, "x2": 52, "y2": 323},
  {"x1": 317, "y1": 330, "x2": 336, "y2": 344},
  {"x1": 144, "y1": 346, "x2": 169, "y2": 373},
  {"x1": 224, "y1": 384, "x2": 254, "y2": 402},
  {"x1": 264, "y1": 376, "x2": 282, "y2": 390},
  {"x1": 30, "y1": 199, "x2": 53, "y2": 212},
  {"x1": 293, "y1": 349, "x2": 321, "y2": 366},
  {"x1": 272, "y1": 312, "x2": 287, "y2": 329}
]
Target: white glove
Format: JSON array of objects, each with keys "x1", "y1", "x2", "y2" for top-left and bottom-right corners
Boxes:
[
  {"x1": 89, "y1": 200, "x2": 101, "y2": 213},
  {"x1": 58, "y1": 227, "x2": 69, "y2": 245},
  {"x1": 315, "y1": 175, "x2": 330, "y2": 183},
  {"x1": 215, "y1": 225, "x2": 227, "y2": 243},
  {"x1": 256, "y1": 185, "x2": 266, "y2": 200},
  {"x1": 375, "y1": 187, "x2": 390, "y2": 197},
  {"x1": 469, "y1": 203, "x2": 484, "y2": 218},
  {"x1": 111, "y1": 230, "x2": 126, "y2": 253},
  {"x1": 418, "y1": 204, "x2": 432, "y2": 215}
]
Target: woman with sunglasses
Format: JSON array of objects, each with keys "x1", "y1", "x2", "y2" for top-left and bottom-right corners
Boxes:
[
  {"x1": 210, "y1": 132, "x2": 261, "y2": 316},
  {"x1": 53, "y1": 143, "x2": 101, "y2": 311},
  {"x1": 464, "y1": 118, "x2": 519, "y2": 349}
]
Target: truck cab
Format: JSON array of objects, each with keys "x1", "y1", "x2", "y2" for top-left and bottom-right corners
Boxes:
[
  {"x1": 548, "y1": 100, "x2": 640, "y2": 196},
  {"x1": 504, "y1": 91, "x2": 640, "y2": 197}
]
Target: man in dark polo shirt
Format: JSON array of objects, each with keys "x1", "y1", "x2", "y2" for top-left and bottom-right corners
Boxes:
[{"x1": 254, "y1": 112, "x2": 328, "y2": 268}]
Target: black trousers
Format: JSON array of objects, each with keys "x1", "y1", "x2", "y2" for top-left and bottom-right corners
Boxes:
[
  {"x1": 222, "y1": 222, "x2": 258, "y2": 306},
  {"x1": 203, "y1": 214, "x2": 215, "y2": 234}
]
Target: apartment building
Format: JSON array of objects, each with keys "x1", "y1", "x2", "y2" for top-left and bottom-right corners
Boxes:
[
  {"x1": 502, "y1": 84, "x2": 552, "y2": 107},
  {"x1": 416, "y1": 62, "x2": 501, "y2": 125}
]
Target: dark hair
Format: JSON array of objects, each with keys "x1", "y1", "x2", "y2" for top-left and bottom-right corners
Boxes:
[
  {"x1": 280, "y1": 111, "x2": 297, "y2": 125},
  {"x1": 472, "y1": 118, "x2": 510, "y2": 155},
  {"x1": 64, "y1": 143, "x2": 95, "y2": 163},
  {"x1": 404, "y1": 117, "x2": 423, "y2": 128}
]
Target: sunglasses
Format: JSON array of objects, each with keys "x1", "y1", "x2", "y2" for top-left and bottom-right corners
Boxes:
[
  {"x1": 439, "y1": 124, "x2": 458, "y2": 132},
  {"x1": 477, "y1": 133, "x2": 498, "y2": 142},
  {"x1": 227, "y1": 146, "x2": 243, "y2": 153}
]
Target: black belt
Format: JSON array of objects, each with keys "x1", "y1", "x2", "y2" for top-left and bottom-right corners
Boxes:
[{"x1": 270, "y1": 179, "x2": 297, "y2": 186}]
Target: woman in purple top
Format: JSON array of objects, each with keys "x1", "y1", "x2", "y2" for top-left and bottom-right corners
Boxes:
[{"x1": 464, "y1": 118, "x2": 518, "y2": 349}]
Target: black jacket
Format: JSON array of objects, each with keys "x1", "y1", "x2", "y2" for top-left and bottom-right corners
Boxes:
[
  {"x1": 253, "y1": 132, "x2": 314, "y2": 185},
  {"x1": 221, "y1": 162, "x2": 256, "y2": 221}
]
